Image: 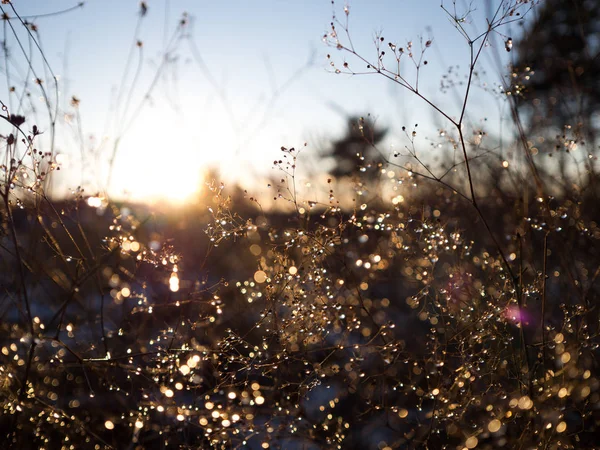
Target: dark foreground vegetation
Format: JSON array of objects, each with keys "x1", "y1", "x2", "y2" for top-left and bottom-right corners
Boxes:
[{"x1": 1, "y1": 1, "x2": 599, "y2": 449}]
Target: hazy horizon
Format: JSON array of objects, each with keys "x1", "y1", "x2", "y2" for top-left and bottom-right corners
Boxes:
[{"x1": 2, "y1": 0, "x2": 526, "y2": 204}]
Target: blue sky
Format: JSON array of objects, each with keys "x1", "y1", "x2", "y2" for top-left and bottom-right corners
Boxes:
[{"x1": 1, "y1": 0, "x2": 527, "y2": 203}]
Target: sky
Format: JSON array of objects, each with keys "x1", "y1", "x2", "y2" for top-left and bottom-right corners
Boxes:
[{"x1": 0, "y1": 0, "x2": 529, "y2": 204}]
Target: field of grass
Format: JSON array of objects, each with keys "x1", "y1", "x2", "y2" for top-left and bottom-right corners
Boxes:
[{"x1": 1, "y1": 1, "x2": 599, "y2": 448}]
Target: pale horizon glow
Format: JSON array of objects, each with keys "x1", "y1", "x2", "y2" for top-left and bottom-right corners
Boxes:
[{"x1": 2, "y1": 0, "x2": 528, "y2": 204}]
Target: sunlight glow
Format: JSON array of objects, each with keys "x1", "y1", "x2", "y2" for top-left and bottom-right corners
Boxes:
[
  {"x1": 128, "y1": 166, "x2": 203, "y2": 205},
  {"x1": 110, "y1": 109, "x2": 216, "y2": 204}
]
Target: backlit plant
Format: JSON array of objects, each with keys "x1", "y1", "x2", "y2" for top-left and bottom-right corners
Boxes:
[{"x1": 1, "y1": 1, "x2": 599, "y2": 449}]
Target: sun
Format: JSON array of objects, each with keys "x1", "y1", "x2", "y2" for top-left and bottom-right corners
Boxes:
[
  {"x1": 108, "y1": 109, "x2": 229, "y2": 204},
  {"x1": 109, "y1": 140, "x2": 206, "y2": 204},
  {"x1": 136, "y1": 165, "x2": 204, "y2": 205}
]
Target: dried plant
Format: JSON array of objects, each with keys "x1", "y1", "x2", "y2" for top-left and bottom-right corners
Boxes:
[{"x1": 1, "y1": 1, "x2": 599, "y2": 449}]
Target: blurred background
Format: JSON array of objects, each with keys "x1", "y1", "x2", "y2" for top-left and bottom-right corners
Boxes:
[
  {"x1": 2, "y1": 0, "x2": 525, "y2": 204},
  {"x1": 2, "y1": 1, "x2": 600, "y2": 448}
]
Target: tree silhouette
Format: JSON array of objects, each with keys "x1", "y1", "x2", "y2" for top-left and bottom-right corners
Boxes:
[
  {"x1": 324, "y1": 115, "x2": 388, "y2": 181},
  {"x1": 514, "y1": 0, "x2": 600, "y2": 143}
]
